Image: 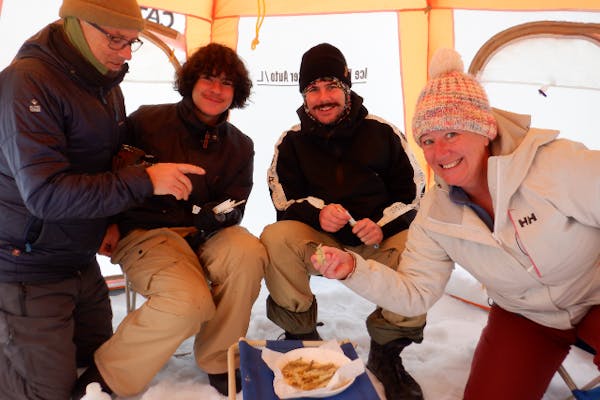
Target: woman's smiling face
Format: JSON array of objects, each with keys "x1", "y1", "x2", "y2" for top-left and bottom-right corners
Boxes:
[{"x1": 420, "y1": 130, "x2": 490, "y2": 193}]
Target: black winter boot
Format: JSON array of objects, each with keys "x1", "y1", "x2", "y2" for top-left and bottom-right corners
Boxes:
[
  {"x1": 367, "y1": 338, "x2": 423, "y2": 400},
  {"x1": 71, "y1": 362, "x2": 113, "y2": 400},
  {"x1": 284, "y1": 329, "x2": 322, "y2": 341},
  {"x1": 208, "y1": 369, "x2": 241, "y2": 396},
  {"x1": 267, "y1": 295, "x2": 323, "y2": 340}
]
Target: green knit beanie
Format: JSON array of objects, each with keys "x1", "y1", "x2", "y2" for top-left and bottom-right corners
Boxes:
[{"x1": 59, "y1": 0, "x2": 145, "y2": 31}]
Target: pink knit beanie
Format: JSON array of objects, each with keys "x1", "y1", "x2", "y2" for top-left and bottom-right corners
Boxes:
[{"x1": 412, "y1": 48, "x2": 497, "y2": 145}]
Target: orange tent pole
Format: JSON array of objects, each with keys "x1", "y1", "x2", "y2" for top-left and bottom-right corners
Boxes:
[
  {"x1": 398, "y1": 9, "x2": 429, "y2": 179},
  {"x1": 399, "y1": 8, "x2": 454, "y2": 187}
]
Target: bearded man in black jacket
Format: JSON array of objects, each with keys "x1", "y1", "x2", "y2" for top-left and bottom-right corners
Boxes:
[{"x1": 261, "y1": 42, "x2": 426, "y2": 400}]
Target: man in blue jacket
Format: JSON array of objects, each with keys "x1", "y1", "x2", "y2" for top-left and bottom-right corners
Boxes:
[
  {"x1": 0, "y1": 1, "x2": 203, "y2": 399},
  {"x1": 261, "y1": 42, "x2": 426, "y2": 399}
]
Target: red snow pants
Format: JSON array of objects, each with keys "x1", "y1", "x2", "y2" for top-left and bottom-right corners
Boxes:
[{"x1": 464, "y1": 304, "x2": 600, "y2": 400}]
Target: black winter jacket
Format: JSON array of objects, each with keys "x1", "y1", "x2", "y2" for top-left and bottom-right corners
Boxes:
[
  {"x1": 116, "y1": 97, "x2": 255, "y2": 237},
  {"x1": 0, "y1": 22, "x2": 152, "y2": 282},
  {"x1": 267, "y1": 92, "x2": 424, "y2": 246}
]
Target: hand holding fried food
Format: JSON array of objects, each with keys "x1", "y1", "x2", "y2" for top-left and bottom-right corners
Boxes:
[{"x1": 315, "y1": 244, "x2": 326, "y2": 267}]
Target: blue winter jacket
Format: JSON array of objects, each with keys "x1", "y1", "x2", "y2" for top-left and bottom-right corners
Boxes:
[{"x1": 0, "y1": 22, "x2": 152, "y2": 282}]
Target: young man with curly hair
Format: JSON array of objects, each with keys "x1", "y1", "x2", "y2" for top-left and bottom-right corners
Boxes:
[{"x1": 74, "y1": 43, "x2": 266, "y2": 398}]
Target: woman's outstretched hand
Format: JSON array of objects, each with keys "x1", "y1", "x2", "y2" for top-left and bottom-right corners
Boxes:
[{"x1": 310, "y1": 245, "x2": 355, "y2": 280}]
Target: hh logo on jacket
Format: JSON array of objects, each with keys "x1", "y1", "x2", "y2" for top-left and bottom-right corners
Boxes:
[{"x1": 518, "y1": 213, "x2": 537, "y2": 227}]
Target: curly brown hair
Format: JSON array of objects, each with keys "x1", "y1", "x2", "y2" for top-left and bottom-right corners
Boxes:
[{"x1": 174, "y1": 43, "x2": 252, "y2": 109}]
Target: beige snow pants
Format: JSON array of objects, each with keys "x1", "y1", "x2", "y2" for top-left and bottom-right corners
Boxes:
[
  {"x1": 261, "y1": 220, "x2": 426, "y2": 344},
  {"x1": 95, "y1": 226, "x2": 266, "y2": 397}
]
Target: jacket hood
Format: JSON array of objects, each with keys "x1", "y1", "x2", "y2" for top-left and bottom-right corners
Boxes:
[
  {"x1": 487, "y1": 109, "x2": 559, "y2": 224},
  {"x1": 489, "y1": 108, "x2": 530, "y2": 156},
  {"x1": 15, "y1": 22, "x2": 128, "y2": 94}
]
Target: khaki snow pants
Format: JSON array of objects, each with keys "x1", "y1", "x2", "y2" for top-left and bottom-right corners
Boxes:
[
  {"x1": 95, "y1": 226, "x2": 266, "y2": 397},
  {"x1": 261, "y1": 220, "x2": 426, "y2": 344}
]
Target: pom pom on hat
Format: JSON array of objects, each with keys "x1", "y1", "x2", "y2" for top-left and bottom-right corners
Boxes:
[
  {"x1": 412, "y1": 48, "x2": 497, "y2": 146},
  {"x1": 60, "y1": 0, "x2": 145, "y2": 31},
  {"x1": 299, "y1": 43, "x2": 352, "y2": 93},
  {"x1": 428, "y1": 48, "x2": 464, "y2": 78}
]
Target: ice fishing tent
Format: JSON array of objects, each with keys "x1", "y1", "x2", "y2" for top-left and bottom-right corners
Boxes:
[
  {"x1": 1, "y1": 2, "x2": 599, "y2": 396},
  {"x1": 1, "y1": 0, "x2": 599, "y2": 237}
]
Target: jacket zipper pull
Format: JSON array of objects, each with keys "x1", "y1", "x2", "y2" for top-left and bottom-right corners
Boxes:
[
  {"x1": 99, "y1": 88, "x2": 107, "y2": 105},
  {"x1": 203, "y1": 132, "x2": 210, "y2": 149}
]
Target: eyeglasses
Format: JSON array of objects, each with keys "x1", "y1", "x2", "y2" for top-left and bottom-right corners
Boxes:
[{"x1": 88, "y1": 22, "x2": 143, "y2": 52}]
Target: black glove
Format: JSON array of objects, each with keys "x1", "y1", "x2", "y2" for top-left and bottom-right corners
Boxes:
[
  {"x1": 112, "y1": 144, "x2": 156, "y2": 171},
  {"x1": 190, "y1": 202, "x2": 242, "y2": 245}
]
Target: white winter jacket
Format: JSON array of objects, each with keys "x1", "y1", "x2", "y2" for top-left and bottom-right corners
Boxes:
[{"x1": 343, "y1": 109, "x2": 600, "y2": 329}]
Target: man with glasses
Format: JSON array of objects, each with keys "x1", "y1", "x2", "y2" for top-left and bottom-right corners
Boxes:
[
  {"x1": 0, "y1": 1, "x2": 204, "y2": 399},
  {"x1": 87, "y1": 21, "x2": 144, "y2": 52}
]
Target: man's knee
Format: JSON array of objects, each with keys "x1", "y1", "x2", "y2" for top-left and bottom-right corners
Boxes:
[
  {"x1": 203, "y1": 227, "x2": 267, "y2": 281},
  {"x1": 260, "y1": 222, "x2": 285, "y2": 247},
  {"x1": 260, "y1": 220, "x2": 309, "y2": 247},
  {"x1": 225, "y1": 227, "x2": 268, "y2": 262}
]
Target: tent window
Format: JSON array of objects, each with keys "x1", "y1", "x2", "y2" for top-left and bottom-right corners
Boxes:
[{"x1": 468, "y1": 21, "x2": 600, "y2": 149}]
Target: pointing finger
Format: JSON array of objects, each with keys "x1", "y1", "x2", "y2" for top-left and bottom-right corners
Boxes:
[{"x1": 177, "y1": 164, "x2": 206, "y2": 176}]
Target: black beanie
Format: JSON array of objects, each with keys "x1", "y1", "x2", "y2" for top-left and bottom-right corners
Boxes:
[{"x1": 299, "y1": 43, "x2": 352, "y2": 93}]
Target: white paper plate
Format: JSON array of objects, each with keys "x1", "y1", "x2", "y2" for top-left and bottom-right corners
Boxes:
[{"x1": 275, "y1": 347, "x2": 355, "y2": 398}]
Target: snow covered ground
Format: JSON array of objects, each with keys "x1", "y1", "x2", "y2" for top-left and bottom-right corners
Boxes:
[{"x1": 100, "y1": 260, "x2": 598, "y2": 400}]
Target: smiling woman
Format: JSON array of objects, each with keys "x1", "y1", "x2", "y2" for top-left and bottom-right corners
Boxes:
[{"x1": 412, "y1": 49, "x2": 497, "y2": 214}]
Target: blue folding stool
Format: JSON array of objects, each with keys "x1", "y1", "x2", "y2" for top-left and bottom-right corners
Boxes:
[{"x1": 558, "y1": 339, "x2": 600, "y2": 400}]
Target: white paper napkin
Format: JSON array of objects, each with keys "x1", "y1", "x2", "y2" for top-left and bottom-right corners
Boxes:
[{"x1": 261, "y1": 340, "x2": 364, "y2": 399}]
